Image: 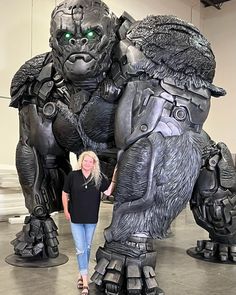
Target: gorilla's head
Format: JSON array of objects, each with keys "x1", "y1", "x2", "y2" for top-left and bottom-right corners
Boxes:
[{"x1": 50, "y1": 0, "x2": 118, "y2": 82}]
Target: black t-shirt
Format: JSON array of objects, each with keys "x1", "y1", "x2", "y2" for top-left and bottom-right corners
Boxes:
[{"x1": 63, "y1": 170, "x2": 109, "y2": 223}]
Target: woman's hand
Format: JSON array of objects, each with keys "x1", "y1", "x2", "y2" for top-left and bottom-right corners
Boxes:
[
  {"x1": 64, "y1": 210, "x2": 71, "y2": 221},
  {"x1": 62, "y1": 191, "x2": 70, "y2": 220},
  {"x1": 103, "y1": 181, "x2": 115, "y2": 196}
]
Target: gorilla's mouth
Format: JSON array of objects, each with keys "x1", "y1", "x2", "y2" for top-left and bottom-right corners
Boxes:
[{"x1": 67, "y1": 53, "x2": 94, "y2": 63}]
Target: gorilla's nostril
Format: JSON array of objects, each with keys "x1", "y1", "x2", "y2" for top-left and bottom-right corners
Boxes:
[
  {"x1": 69, "y1": 38, "x2": 76, "y2": 45},
  {"x1": 81, "y1": 38, "x2": 88, "y2": 45}
]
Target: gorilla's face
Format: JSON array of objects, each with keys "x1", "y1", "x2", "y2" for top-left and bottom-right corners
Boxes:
[{"x1": 50, "y1": 0, "x2": 117, "y2": 82}]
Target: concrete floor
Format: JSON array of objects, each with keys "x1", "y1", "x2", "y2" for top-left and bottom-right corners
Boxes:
[{"x1": 1, "y1": 202, "x2": 236, "y2": 295}]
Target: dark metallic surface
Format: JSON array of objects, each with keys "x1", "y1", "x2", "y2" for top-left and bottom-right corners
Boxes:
[
  {"x1": 190, "y1": 137, "x2": 236, "y2": 261},
  {"x1": 8, "y1": 0, "x2": 236, "y2": 294},
  {"x1": 200, "y1": 0, "x2": 231, "y2": 9}
]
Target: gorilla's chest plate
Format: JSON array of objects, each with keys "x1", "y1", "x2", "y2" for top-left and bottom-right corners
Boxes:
[{"x1": 49, "y1": 96, "x2": 117, "y2": 153}]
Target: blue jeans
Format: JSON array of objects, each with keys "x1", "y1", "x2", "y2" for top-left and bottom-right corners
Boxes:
[{"x1": 70, "y1": 222, "x2": 97, "y2": 275}]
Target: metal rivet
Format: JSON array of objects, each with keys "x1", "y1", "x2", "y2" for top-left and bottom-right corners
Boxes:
[
  {"x1": 140, "y1": 124, "x2": 148, "y2": 132},
  {"x1": 173, "y1": 107, "x2": 187, "y2": 121}
]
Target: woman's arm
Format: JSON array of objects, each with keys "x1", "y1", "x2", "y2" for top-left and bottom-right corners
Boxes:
[
  {"x1": 103, "y1": 166, "x2": 117, "y2": 196},
  {"x1": 62, "y1": 191, "x2": 71, "y2": 220}
]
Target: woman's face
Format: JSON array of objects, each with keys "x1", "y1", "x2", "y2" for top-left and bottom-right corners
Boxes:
[{"x1": 82, "y1": 155, "x2": 95, "y2": 172}]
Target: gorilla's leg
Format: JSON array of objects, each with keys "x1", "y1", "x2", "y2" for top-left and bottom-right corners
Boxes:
[{"x1": 92, "y1": 131, "x2": 203, "y2": 295}]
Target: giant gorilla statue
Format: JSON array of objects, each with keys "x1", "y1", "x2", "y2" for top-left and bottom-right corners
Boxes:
[{"x1": 9, "y1": 0, "x2": 236, "y2": 294}]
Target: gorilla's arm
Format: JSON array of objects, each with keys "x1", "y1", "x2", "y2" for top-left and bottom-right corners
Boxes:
[{"x1": 190, "y1": 134, "x2": 236, "y2": 262}]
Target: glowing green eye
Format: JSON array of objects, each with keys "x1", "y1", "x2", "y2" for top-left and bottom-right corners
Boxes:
[
  {"x1": 85, "y1": 30, "x2": 97, "y2": 39},
  {"x1": 64, "y1": 32, "x2": 73, "y2": 40}
]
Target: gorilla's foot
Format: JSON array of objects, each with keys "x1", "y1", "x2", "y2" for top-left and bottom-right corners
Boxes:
[
  {"x1": 11, "y1": 214, "x2": 59, "y2": 258},
  {"x1": 193, "y1": 240, "x2": 236, "y2": 262},
  {"x1": 91, "y1": 242, "x2": 164, "y2": 295}
]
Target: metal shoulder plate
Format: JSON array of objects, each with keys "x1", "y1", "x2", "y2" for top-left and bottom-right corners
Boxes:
[
  {"x1": 10, "y1": 52, "x2": 52, "y2": 108},
  {"x1": 117, "y1": 11, "x2": 135, "y2": 40}
]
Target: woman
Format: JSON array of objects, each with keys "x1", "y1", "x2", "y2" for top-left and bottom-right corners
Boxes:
[{"x1": 62, "y1": 151, "x2": 113, "y2": 294}]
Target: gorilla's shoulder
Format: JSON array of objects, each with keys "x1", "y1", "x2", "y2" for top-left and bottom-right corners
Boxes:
[{"x1": 10, "y1": 52, "x2": 52, "y2": 108}]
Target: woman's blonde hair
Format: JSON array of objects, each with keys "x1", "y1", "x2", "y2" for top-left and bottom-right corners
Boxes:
[{"x1": 77, "y1": 151, "x2": 102, "y2": 188}]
